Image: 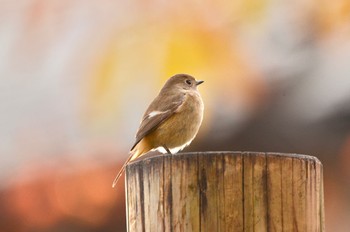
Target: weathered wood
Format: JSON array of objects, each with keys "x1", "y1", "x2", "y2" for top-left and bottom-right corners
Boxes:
[{"x1": 125, "y1": 152, "x2": 325, "y2": 232}]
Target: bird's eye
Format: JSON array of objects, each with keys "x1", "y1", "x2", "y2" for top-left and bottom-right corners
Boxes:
[{"x1": 185, "y1": 79, "x2": 192, "y2": 85}]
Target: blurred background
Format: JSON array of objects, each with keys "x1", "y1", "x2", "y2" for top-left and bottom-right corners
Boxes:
[{"x1": 0, "y1": 0, "x2": 350, "y2": 231}]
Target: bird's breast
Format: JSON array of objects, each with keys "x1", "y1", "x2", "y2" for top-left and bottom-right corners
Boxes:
[{"x1": 151, "y1": 92, "x2": 204, "y2": 149}]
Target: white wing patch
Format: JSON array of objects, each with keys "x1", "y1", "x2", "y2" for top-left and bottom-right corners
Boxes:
[{"x1": 146, "y1": 110, "x2": 168, "y2": 118}]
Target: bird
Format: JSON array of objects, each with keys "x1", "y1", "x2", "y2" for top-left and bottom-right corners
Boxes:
[{"x1": 112, "y1": 73, "x2": 204, "y2": 187}]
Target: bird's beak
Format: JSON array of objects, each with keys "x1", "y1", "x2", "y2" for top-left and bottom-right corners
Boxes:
[{"x1": 196, "y1": 80, "x2": 204, "y2": 86}]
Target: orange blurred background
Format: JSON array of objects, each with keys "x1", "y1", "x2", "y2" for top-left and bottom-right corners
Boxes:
[{"x1": 1, "y1": 0, "x2": 350, "y2": 231}]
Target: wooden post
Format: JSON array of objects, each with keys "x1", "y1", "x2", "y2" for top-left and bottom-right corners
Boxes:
[{"x1": 125, "y1": 152, "x2": 325, "y2": 232}]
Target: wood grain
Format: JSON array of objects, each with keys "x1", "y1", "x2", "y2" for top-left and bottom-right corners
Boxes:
[{"x1": 125, "y1": 152, "x2": 324, "y2": 232}]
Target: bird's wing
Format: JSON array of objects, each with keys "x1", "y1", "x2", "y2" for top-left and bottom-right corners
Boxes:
[{"x1": 130, "y1": 94, "x2": 185, "y2": 151}]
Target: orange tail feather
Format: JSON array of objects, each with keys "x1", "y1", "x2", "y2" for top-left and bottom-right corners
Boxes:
[{"x1": 112, "y1": 141, "x2": 151, "y2": 188}]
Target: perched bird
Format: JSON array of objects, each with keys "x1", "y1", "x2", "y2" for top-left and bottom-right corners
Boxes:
[{"x1": 112, "y1": 74, "x2": 204, "y2": 187}]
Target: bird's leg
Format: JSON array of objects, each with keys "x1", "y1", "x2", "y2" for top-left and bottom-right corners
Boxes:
[{"x1": 163, "y1": 145, "x2": 173, "y2": 155}]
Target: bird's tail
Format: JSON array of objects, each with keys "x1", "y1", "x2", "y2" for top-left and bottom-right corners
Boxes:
[
  {"x1": 111, "y1": 152, "x2": 135, "y2": 188},
  {"x1": 112, "y1": 141, "x2": 151, "y2": 188}
]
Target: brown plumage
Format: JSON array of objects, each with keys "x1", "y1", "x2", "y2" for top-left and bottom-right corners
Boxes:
[{"x1": 112, "y1": 74, "x2": 204, "y2": 187}]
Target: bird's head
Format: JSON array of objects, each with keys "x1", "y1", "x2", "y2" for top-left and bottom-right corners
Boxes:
[{"x1": 163, "y1": 74, "x2": 204, "y2": 92}]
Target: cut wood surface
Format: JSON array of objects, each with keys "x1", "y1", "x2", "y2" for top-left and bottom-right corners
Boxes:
[{"x1": 125, "y1": 152, "x2": 325, "y2": 232}]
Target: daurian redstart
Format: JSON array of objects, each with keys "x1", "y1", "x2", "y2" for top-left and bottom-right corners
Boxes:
[{"x1": 112, "y1": 74, "x2": 204, "y2": 187}]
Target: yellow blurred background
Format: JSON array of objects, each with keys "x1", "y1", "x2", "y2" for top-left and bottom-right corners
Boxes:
[{"x1": 1, "y1": 0, "x2": 350, "y2": 231}]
